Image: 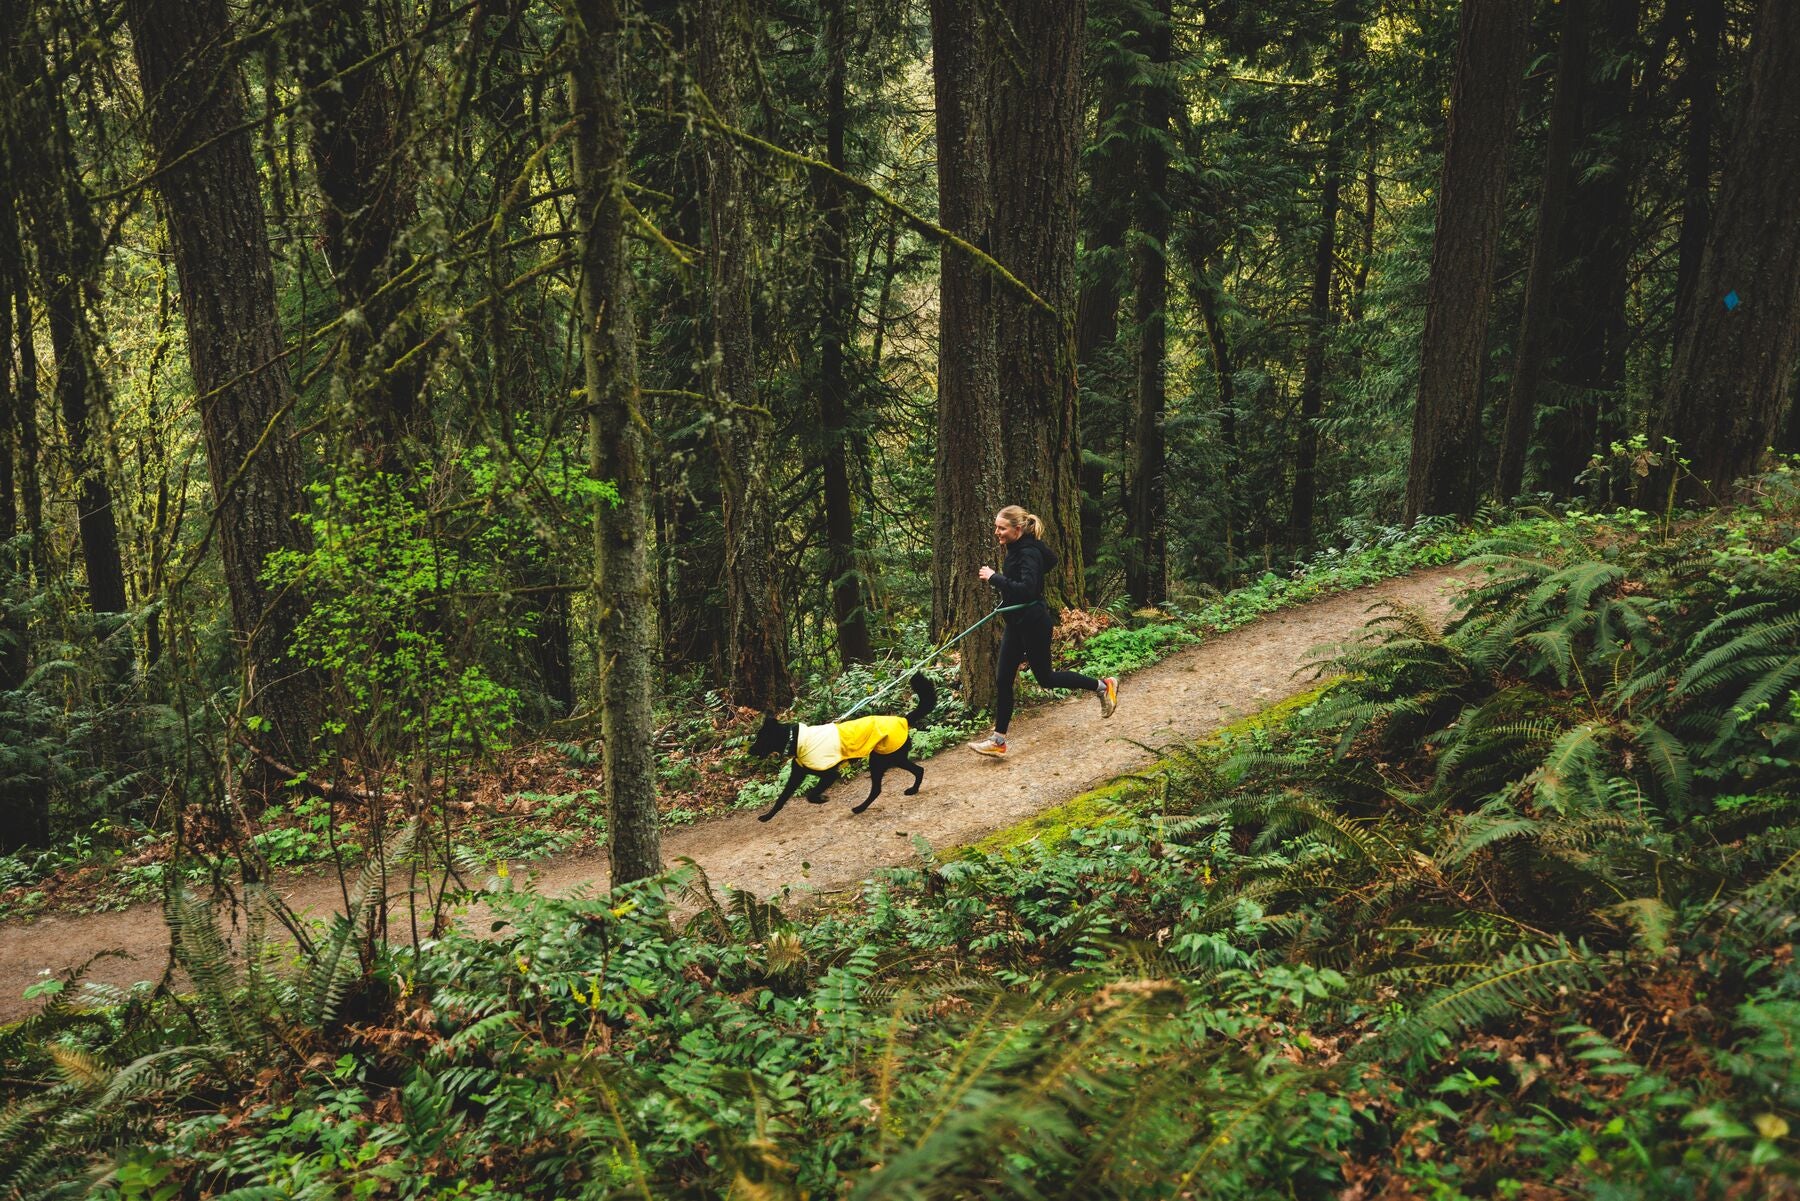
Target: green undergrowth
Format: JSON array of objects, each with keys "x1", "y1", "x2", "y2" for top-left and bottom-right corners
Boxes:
[
  {"x1": 957, "y1": 681, "x2": 1340, "y2": 859},
  {"x1": 1065, "y1": 508, "x2": 1545, "y2": 680},
  {"x1": 0, "y1": 509, "x2": 1557, "y2": 915},
  {"x1": 731, "y1": 508, "x2": 1555, "y2": 813},
  {"x1": 7, "y1": 483, "x2": 1799, "y2": 1198}
]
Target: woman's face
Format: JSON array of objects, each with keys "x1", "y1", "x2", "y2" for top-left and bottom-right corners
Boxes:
[{"x1": 994, "y1": 515, "x2": 1021, "y2": 545}]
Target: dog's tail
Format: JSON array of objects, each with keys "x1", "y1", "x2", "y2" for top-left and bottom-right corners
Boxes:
[{"x1": 905, "y1": 672, "x2": 937, "y2": 726}]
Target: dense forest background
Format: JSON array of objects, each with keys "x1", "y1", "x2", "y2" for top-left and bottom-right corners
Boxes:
[
  {"x1": 4, "y1": 0, "x2": 1796, "y2": 880},
  {"x1": 4, "y1": 0, "x2": 1800, "y2": 1195}
]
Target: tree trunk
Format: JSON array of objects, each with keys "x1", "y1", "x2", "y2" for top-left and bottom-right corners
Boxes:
[
  {"x1": 1125, "y1": 0, "x2": 1172, "y2": 605},
  {"x1": 992, "y1": 0, "x2": 1087, "y2": 605},
  {"x1": 1656, "y1": 0, "x2": 1800, "y2": 501},
  {"x1": 0, "y1": 362, "x2": 48, "y2": 850},
  {"x1": 126, "y1": 0, "x2": 316, "y2": 766},
  {"x1": 1292, "y1": 0, "x2": 1359, "y2": 549},
  {"x1": 531, "y1": 584, "x2": 573, "y2": 718},
  {"x1": 817, "y1": 0, "x2": 872, "y2": 666},
  {"x1": 1404, "y1": 0, "x2": 1531, "y2": 521},
  {"x1": 930, "y1": 0, "x2": 1004, "y2": 712},
  {"x1": 1193, "y1": 261, "x2": 1237, "y2": 584},
  {"x1": 10, "y1": 277, "x2": 44, "y2": 580},
  {"x1": 1495, "y1": 0, "x2": 1589, "y2": 499},
  {"x1": 8, "y1": 20, "x2": 129, "y2": 623},
  {"x1": 297, "y1": 0, "x2": 426, "y2": 464},
  {"x1": 0, "y1": 66, "x2": 49, "y2": 850},
  {"x1": 568, "y1": 0, "x2": 663, "y2": 888},
  {"x1": 0, "y1": 248, "x2": 14, "y2": 582},
  {"x1": 1675, "y1": 0, "x2": 1723, "y2": 330},
  {"x1": 43, "y1": 266, "x2": 129, "y2": 620},
  {"x1": 0, "y1": 265, "x2": 47, "y2": 847},
  {"x1": 1075, "y1": 20, "x2": 1138, "y2": 578},
  {"x1": 698, "y1": 0, "x2": 792, "y2": 711},
  {"x1": 1542, "y1": 0, "x2": 1636, "y2": 498}
]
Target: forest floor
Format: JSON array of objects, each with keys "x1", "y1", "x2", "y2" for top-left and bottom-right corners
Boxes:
[{"x1": 0, "y1": 567, "x2": 1469, "y2": 1023}]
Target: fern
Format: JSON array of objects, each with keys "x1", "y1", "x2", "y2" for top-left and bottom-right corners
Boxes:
[
  {"x1": 1631, "y1": 719, "x2": 1693, "y2": 814},
  {"x1": 1374, "y1": 939, "x2": 1602, "y2": 1064},
  {"x1": 1528, "y1": 723, "x2": 1609, "y2": 814}
]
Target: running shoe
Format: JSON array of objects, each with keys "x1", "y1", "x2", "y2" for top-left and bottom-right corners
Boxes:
[
  {"x1": 968, "y1": 733, "x2": 1009, "y2": 758},
  {"x1": 1098, "y1": 677, "x2": 1119, "y2": 718}
]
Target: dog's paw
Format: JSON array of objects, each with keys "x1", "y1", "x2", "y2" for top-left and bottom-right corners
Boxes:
[
  {"x1": 903, "y1": 784, "x2": 921, "y2": 795},
  {"x1": 806, "y1": 793, "x2": 830, "y2": 804},
  {"x1": 757, "y1": 812, "x2": 774, "y2": 822}
]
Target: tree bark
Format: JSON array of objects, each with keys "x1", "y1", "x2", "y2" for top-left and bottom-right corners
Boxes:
[
  {"x1": 1075, "y1": 16, "x2": 1138, "y2": 577},
  {"x1": 992, "y1": 0, "x2": 1087, "y2": 605},
  {"x1": 1404, "y1": 0, "x2": 1531, "y2": 521},
  {"x1": 1656, "y1": 0, "x2": 1800, "y2": 501},
  {"x1": 930, "y1": 0, "x2": 1003, "y2": 712},
  {"x1": 0, "y1": 31, "x2": 51, "y2": 849},
  {"x1": 531, "y1": 586, "x2": 573, "y2": 718},
  {"x1": 7, "y1": 20, "x2": 129, "y2": 622},
  {"x1": 0, "y1": 271, "x2": 48, "y2": 848},
  {"x1": 1542, "y1": 0, "x2": 1636, "y2": 498},
  {"x1": 1193, "y1": 261, "x2": 1237, "y2": 583},
  {"x1": 10, "y1": 277, "x2": 44, "y2": 579},
  {"x1": 1292, "y1": 0, "x2": 1359, "y2": 549},
  {"x1": 42, "y1": 257, "x2": 129, "y2": 620},
  {"x1": 816, "y1": 0, "x2": 872, "y2": 666},
  {"x1": 0, "y1": 245, "x2": 14, "y2": 583},
  {"x1": 126, "y1": 0, "x2": 316, "y2": 766},
  {"x1": 1125, "y1": 0, "x2": 1172, "y2": 605},
  {"x1": 297, "y1": 0, "x2": 426, "y2": 464},
  {"x1": 1675, "y1": 0, "x2": 1723, "y2": 330},
  {"x1": 1495, "y1": 0, "x2": 1589, "y2": 499},
  {"x1": 568, "y1": 0, "x2": 663, "y2": 887},
  {"x1": 698, "y1": 0, "x2": 793, "y2": 711}
]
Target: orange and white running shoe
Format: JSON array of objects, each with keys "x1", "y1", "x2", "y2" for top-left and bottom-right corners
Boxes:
[
  {"x1": 1098, "y1": 677, "x2": 1119, "y2": 718},
  {"x1": 968, "y1": 733, "x2": 1009, "y2": 757}
]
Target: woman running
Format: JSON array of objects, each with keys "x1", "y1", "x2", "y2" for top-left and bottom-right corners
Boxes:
[{"x1": 968, "y1": 505, "x2": 1118, "y2": 758}]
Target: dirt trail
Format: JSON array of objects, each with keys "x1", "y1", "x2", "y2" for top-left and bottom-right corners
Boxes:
[{"x1": 0, "y1": 568, "x2": 1467, "y2": 1023}]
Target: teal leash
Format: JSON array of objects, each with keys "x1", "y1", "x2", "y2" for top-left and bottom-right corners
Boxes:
[{"x1": 831, "y1": 600, "x2": 1040, "y2": 723}]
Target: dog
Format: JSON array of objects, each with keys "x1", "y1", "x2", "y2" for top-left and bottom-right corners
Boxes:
[{"x1": 747, "y1": 673, "x2": 937, "y2": 822}]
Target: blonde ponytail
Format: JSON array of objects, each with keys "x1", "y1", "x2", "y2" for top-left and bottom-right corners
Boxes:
[{"x1": 996, "y1": 505, "x2": 1042, "y2": 538}]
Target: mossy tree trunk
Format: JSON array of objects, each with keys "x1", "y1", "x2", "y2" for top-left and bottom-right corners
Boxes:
[
  {"x1": 126, "y1": 0, "x2": 318, "y2": 772},
  {"x1": 568, "y1": 0, "x2": 663, "y2": 887},
  {"x1": 1403, "y1": 0, "x2": 1530, "y2": 521}
]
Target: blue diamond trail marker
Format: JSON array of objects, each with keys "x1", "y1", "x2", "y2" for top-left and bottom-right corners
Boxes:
[{"x1": 1723, "y1": 290, "x2": 1741, "y2": 312}]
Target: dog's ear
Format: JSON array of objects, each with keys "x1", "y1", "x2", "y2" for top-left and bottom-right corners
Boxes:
[{"x1": 748, "y1": 712, "x2": 786, "y2": 757}]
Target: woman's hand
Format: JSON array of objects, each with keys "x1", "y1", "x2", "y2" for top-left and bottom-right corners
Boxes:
[{"x1": 978, "y1": 566, "x2": 996, "y2": 581}]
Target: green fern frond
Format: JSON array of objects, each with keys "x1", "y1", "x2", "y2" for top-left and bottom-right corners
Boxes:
[
  {"x1": 1678, "y1": 610, "x2": 1800, "y2": 695},
  {"x1": 94, "y1": 1045, "x2": 227, "y2": 1110},
  {"x1": 1373, "y1": 939, "x2": 1601, "y2": 1064},
  {"x1": 1437, "y1": 808, "x2": 1544, "y2": 866},
  {"x1": 1369, "y1": 601, "x2": 1445, "y2": 645},
  {"x1": 164, "y1": 889, "x2": 256, "y2": 1049},
  {"x1": 670, "y1": 856, "x2": 733, "y2": 940},
  {"x1": 1530, "y1": 723, "x2": 1608, "y2": 814},
  {"x1": 1726, "y1": 846, "x2": 1800, "y2": 944},
  {"x1": 46, "y1": 1044, "x2": 109, "y2": 1092},
  {"x1": 1527, "y1": 560, "x2": 1625, "y2": 615},
  {"x1": 302, "y1": 914, "x2": 363, "y2": 1029},
  {"x1": 1520, "y1": 628, "x2": 1577, "y2": 685},
  {"x1": 1252, "y1": 798, "x2": 1398, "y2": 865},
  {"x1": 1631, "y1": 720, "x2": 1692, "y2": 813},
  {"x1": 1598, "y1": 898, "x2": 1675, "y2": 955}
]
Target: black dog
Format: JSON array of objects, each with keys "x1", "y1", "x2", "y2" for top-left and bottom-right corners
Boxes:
[{"x1": 748, "y1": 674, "x2": 937, "y2": 822}]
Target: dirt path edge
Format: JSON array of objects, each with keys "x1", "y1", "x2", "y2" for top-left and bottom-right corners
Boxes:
[{"x1": 0, "y1": 568, "x2": 1468, "y2": 1023}]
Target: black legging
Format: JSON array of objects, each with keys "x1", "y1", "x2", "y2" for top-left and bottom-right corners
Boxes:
[{"x1": 993, "y1": 615, "x2": 1098, "y2": 734}]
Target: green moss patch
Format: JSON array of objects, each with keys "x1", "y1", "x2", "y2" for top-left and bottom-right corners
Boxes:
[{"x1": 952, "y1": 679, "x2": 1339, "y2": 859}]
